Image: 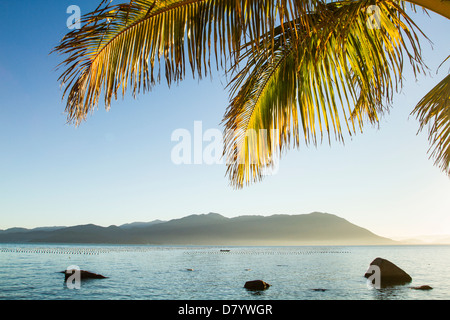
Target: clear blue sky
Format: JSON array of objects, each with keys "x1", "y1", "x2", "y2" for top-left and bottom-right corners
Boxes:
[{"x1": 0, "y1": 0, "x2": 449, "y2": 239}]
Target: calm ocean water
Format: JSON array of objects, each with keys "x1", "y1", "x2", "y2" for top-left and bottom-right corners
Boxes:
[{"x1": 0, "y1": 244, "x2": 449, "y2": 300}]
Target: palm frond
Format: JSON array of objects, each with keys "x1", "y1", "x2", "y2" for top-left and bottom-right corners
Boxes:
[
  {"x1": 53, "y1": 0, "x2": 324, "y2": 125},
  {"x1": 223, "y1": 0, "x2": 427, "y2": 188},
  {"x1": 412, "y1": 72, "x2": 450, "y2": 175}
]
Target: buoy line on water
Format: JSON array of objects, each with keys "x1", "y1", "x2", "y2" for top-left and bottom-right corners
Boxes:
[{"x1": 183, "y1": 250, "x2": 352, "y2": 255}]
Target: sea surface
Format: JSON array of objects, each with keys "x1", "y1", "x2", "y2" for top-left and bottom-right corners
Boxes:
[{"x1": 0, "y1": 244, "x2": 449, "y2": 300}]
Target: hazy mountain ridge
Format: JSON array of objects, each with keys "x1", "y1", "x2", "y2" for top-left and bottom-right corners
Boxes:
[
  {"x1": 392, "y1": 235, "x2": 450, "y2": 245},
  {"x1": 0, "y1": 212, "x2": 397, "y2": 245},
  {"x1": 118, "y1": 220, "x2": 166, "y2": 229}
]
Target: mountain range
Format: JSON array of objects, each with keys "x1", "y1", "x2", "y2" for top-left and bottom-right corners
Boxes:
[{"x1": 0, "y1": 212, "x2": 397, "y2": 245}]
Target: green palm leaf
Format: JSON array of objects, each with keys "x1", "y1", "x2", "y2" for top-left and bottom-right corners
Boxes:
[
  {"x1": 53, "y1": 0, "x2": 450, "y2": 189},
  {"x1": 53, "y1": 0, "x2": 323, "y2": 125},
  {"x1": 223, "y1": 0, "x2": 427, "y2": 188},
  {"x1": 412, "y1": 68, "x2": 450, "y2": 175}
]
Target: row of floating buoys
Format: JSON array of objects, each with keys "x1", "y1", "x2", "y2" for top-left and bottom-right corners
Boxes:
[
  {"x1": 184, "y1": 250, "x2": 352, "y2": 255},
  {"x1": 0, "y1": 247, "x2": 351, "y2": 255},
  {"x1": 0, "y1": 246, "x2": 175, "y2": 255},
  {"x1": 0, "y1": 248, "x2": 102, "y2": 255}
]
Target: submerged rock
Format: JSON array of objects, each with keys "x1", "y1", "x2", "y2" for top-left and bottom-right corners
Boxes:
[
  {"x1": 61, "y1": 269, "x2": 107, "y2": 281},
  {"x1": 364, "y1": 257, "x2": 412, "y2": 287},
  {"x1": 411, "y1": 285, "x2": 433, "y2": 290},
  {"x1": 244, "y1": 280, "x2": 271, "y2": 291}
]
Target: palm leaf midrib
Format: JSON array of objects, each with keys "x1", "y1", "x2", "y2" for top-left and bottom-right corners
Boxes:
[{"x1": 91, "y1": 0, "x2": 207, "y2": 66}]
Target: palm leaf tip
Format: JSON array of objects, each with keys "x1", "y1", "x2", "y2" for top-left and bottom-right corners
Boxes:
[{"x1": 412, "y1": 73, "x2": 450, "y2": 176}]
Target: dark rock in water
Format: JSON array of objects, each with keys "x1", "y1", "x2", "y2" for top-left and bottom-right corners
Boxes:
[
  {"x1": 411, "y1": 285, "x2": 433, "y2": 290},
  {"x1": 244, "y1": 280, "x2": 271, "y2": 291},
  {"x1": 61, "y1": 269, "x2": 107, "y2": 281},
  {"x1": 364, "y1": 257, "x2": 412, "y2": 287},
  {"x1": 311, "y1": 288, "x2": 327, "y2": 292}
]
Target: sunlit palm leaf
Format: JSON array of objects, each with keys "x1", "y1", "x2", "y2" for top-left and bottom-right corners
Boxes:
[
  {"x1": 223, "y1": 0, "x2": 427, "y2": 188},
  {"x1": 412, "y1": 71, "x2": 450, "y2": 175},
  {"x1": 53, "y1": 0, "x2": 448, "y2": 189},
  {"x1": 53, "y1": 0, "x2": 323, "y2": 125}
]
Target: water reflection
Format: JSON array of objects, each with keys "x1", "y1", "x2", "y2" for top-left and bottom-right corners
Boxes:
[{"x1": 370, "y1": 285, "x2": 409, "y2": 300}]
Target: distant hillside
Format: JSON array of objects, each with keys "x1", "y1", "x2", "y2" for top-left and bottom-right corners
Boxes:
[
  {"x1": 119, "y1": 220, "x2": 165, "y2": 229},
  {"x1": 395, "y1": 234, "x2": 450, "y2": 245},
  {"x1": 0, "y1": 212, "x2": 396, "y2": 245}
]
